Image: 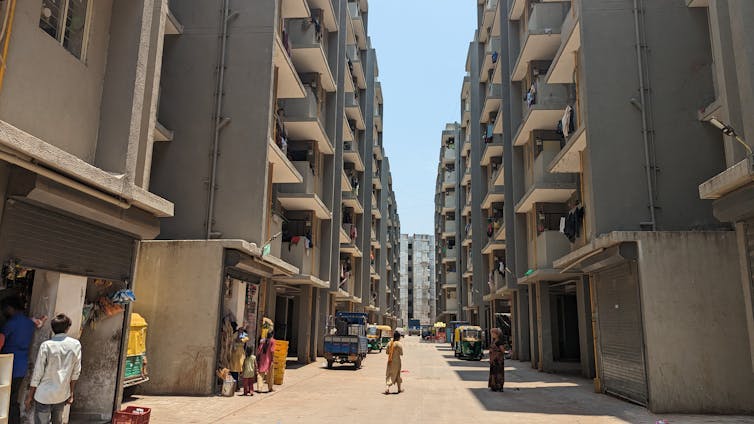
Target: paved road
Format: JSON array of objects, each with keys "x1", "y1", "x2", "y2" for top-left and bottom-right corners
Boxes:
[{"x1": 128, "y1": 336, "x2": 754, "y2": 424}]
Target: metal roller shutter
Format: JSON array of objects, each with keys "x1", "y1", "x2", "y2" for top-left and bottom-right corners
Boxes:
[
  {"x1": 0, "y1": 199, "x2": 135, "y2": 281},
  {"x1": 745, "y1": 219, "x2": 754, "y2": 299},
  {"x1": 595, "y1": 262, "x2": 648, "y2": 406}
]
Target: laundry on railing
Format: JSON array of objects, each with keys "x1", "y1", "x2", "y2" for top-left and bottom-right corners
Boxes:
[
  {"x1": 557, "y1": 105, "x2": 575, "y2": 138},
  {"x1": 560, "y1": 205, "x2": 584, "y2": 242},
  {"x1": 525, "y1": 82, "x2": 537, "y2": 108}
]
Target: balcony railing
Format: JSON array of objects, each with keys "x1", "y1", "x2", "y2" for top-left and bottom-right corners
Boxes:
[{"x1": 532, "y1": 230, "x2": 571, "y2": 269}]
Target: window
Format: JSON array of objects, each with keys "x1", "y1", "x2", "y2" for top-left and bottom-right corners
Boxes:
[{"x1": 40, "y1": 0, "x2": 91, "y2": 60}]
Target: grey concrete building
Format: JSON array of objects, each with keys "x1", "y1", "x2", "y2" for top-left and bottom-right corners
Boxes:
[
  {"x1": 438, "y1": 0, "x2": 754, "y2": 415},
  {"x1": 0, "y1": 0, "x2": 174, "y2": 420},
  {"x1": 400, "y1": 234, "x2": 436, "y2": 325},
  {"x1": 130, "y1": 0, "x2": 401, "y2": 396}
]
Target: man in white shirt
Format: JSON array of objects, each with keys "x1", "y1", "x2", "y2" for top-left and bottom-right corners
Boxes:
[{"x1": 24, "y1": 314, "x2": 82, "y2": 424}]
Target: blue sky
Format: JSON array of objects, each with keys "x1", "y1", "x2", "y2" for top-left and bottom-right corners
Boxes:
[{"x1": 368, "y1": 2, "x2": 476, "y2": 235}]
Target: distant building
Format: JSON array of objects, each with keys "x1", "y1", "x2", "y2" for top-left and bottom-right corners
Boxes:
[{"x1": 400, "y1": 234, "x2": 436, "y2": 325}]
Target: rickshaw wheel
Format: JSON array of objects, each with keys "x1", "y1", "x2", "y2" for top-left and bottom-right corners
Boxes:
[
  {"x1": 355, "y1": 358, "x2": 363, "y2": 369},
  {"x1": 327, "y1": 360, "x2": 334, "y2": 369}
]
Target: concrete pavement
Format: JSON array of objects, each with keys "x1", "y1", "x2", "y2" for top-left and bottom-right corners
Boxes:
[{"x1": 125, "y1": 337, "x2": 754, "y2": 423}]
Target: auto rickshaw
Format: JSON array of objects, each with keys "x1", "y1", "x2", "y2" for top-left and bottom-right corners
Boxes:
[
  {"x1": 378, "y1": 325, "x2": 393, "y2": 350},
  {"x1": 454, "y1": 325, "x2": 483, "y2": 360},
  {"x1": 367, "y1": 324, "x2": 381, "y2": 352}
]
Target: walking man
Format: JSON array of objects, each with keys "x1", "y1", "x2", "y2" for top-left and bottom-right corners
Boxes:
[
  {"x1": 0, "y1": 297, "x2": 35, "y2": 424},
  {"x1": 25, "y1": 314, "x2": 82, "y2": 424}
]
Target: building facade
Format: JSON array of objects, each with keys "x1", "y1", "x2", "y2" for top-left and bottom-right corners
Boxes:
[
  {"x1": 122, "y1": 0, "x2": 401, "y2": 397},
  {"x1": 435, "y1": 0, "x2": 754, "y2": 414},
  {"x1": 400, "y1": 234, "x2": 436, "y2": 325}
]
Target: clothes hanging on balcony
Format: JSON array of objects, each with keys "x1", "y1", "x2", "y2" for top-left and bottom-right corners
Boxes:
[
  {"x1": 526, "y1": 83, "x2": 537, "y2": 108},
  {"x1": 492, "y1": 51, "x2": 499, "y2": 64},
  {"x1": 350, "y1": 224, "x2": 358, "y2": 242},
  {"x1": 562, "y1": 206, "x2": 584, "y2": 242},
  {"x1": 487, "y1": 223, "x2": 494, "y2": 238},
  {"x1": 560, "y1": 105, "x2": 574, "y2": 138}
]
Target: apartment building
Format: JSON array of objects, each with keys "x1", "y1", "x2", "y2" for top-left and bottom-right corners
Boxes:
[
  {"x1": 400, "y1": 234, "x2": 436, "y2": 325},
  {"x1": 437, "y1": 0, "x2": 753, "y2": 414},
  {"x1": 0, "y1": 0, "x2": 173, "y2": 420},
  {"x1": 130, "y1": 0, "x2": 401, "y2": 396}
]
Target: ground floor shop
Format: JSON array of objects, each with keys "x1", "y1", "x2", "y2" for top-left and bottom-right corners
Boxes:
[
  {"x1": 0, "y1": 192, "x2": 156, "y2": 421},
  {"x1": 554, "y1": 231, "x2": 754, "y2": 413}
]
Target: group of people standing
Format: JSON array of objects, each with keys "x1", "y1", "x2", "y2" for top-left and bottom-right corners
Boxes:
[{"x1": 228, "y1": 325, "x2": 276, "y2": 396}]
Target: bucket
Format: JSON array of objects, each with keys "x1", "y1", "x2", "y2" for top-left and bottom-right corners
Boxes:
[{"x1": 221, "y1": 378, "x2": 236, "y2": 397}]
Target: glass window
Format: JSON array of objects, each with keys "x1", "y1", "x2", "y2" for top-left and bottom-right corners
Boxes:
[{"x1": 40, "y1": 0, "x2": 91, "y2": 60}]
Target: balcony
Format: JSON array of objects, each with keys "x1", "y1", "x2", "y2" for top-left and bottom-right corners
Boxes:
[
  {"x1": 374, "y1": 101, "x2": 383, "y2": 132},
  {"x1": 339, "y1": 224, "x2": 350, "y2": 244},
  {"x1": 442, "y1": 220, "x2": 457, "y2": 238},
  {"x1": 482, "y1": 83, "x2": 503, "y2": 123},
  {"x1": 443, "y1": 146, "x2": 456, "y2": 164},
  {"x1": 274, "y1": 33, "x2": 306, "y2": 99},
  {"x1": 462, "y1": 164, "x2": 471, "y2": 186},
  {"x1": 532, "y1": 230, "x2": 571, "y2": 269},
  {"x1": 341, "y1": 170, "x2": 352, "y2": 192},
  {"x1": 280, "y1": 85, "x2": 334, "y2": 154},
  {"x1": 481, "y1": 137, "x2": 503, "y2": 166},
  {"x1": 481, "y1": 233, "x2": 506, "y2": 255},
  {"x1": 446, "y1": 271, "x2": 459, "y2": 286},
  {"x1": 340, "y1": 239, "x2": 363, "y2": 257},
  {"x1": 277, "y1": 161, "x2": 332, "y2": 219},
  {"x1": 445, "y1": 297, "x2": 458, "y2": 312},
  {"x1": 511, "y1": 2, "x2": 569, "y2": 81},
  {"x1": 481, "y1": 37, "x2": 501, "y2": 81},
  {"x1": 443, "y1": 193, "x2": 457, "y2": 212},
  {"x1": 513, "y1": 75, "x2": 569, "y2": 147},
  {"x1": 347, "y1": 45, "x2": 366, "y2": 90},
  {"x1": 348, "y1": 2, "x2": 367, "y2": 50},
  {"x1": 268, "y1": 137, "x2": 304, "y2": 184},
  {"x1": 549, "y1": 125, "x2": 587, "y2": 174},
  {"x1": 516, "y1": 145, "x2": 577, "y2": 213},
  {"x1": 282, "y1": 0, "x2": 310, "y2": 19},
  {"x1": 443, "y1": 170, "x2": 457, "y2": 189},
  {"x1": 286, "y1": 16, "x2": 336, "y2": 92},
  {"x1": 342, "y1": 190, "x2": 364, "y2": 214},
  {"x1": 480, "y1": 0, "x2": 499, "y2": 41},
  {"x1": 345, "y1": 92, "x2": 365, "y2": 131},
  {"x1": 482, "y1": 185, "x2": 504, "y2": 210},
  {"x1": 278, "y1": 244, "x2": 330, "y2": 288},
  {"x1": 546, "y1": 7, "x2": 581, "y2": 85},
  {"x1": 442, "y1": 246, "x2": 457, "y2": 263},
  {"x1": 343, "y1": 139, "x2": 364, "y2": 171}
]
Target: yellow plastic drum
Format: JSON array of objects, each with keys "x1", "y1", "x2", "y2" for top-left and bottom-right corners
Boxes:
[
  {"x1": 127, "y1": 313, "x2": 148, "y2": 356},
  {"x1": 273, "y1": 340, "x2": 289, "y2": 385}
]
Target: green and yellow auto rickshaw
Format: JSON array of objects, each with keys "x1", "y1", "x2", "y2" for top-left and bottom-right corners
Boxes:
[
  {"x1": 378, "y1": 325, "x2": 393, "y2": 350},
  {"x1": 367, "y1": 324, "x2": 381, "y2": 352},
  {"x1": 454, "y1": 325, "x2": 483, "y2": 361}
]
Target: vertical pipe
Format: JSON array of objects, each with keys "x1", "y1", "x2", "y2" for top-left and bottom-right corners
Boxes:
[
  {"x1": 206, "y1": 0, "x2": 231, "y2": 238},
  {"x1": 633, "y1": 0, "x2": 656, "y2": 230},
  {"x1": 0, "y1": 0, "x2": 17, "y2": 95}
]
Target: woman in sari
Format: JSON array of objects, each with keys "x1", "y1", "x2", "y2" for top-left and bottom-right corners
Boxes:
[
  {"x1": 384, "y1": 331, "x2": 403, "y2": 394},
  {"x1": 256, "y1": 331, "x2": 276, "y2": 393},
  {"x1": 489, "y1": 327, "x2": 505, "y2": 392}
]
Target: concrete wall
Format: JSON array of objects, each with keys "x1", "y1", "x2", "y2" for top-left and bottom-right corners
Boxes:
[
  {"x1": 150, "y1": 0, "x2": 274, "y2": 242},
  {"x1": 0, "y1": 0, "x2": 113, "y2": 161},
  {"x1": 580, "y1": 0, "x2": 725, "y2": 234},
  {"x1": 636, "y1": 232, "x2": 754, "y2": 413},
  {"x1": 132, "y1": 241, "x2": 225, "y2": 395}
]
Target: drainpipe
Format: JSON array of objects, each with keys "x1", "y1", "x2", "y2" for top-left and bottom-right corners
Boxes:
[
  {"x1": 0, "y1": 0, "x2": 16, "y2": 95},
  {"x1": 633, "y1": 0, "x2": 656, "y2": 230},
  {"x1": 206, "y1": 0, "x2": 235, "y2": 239}
]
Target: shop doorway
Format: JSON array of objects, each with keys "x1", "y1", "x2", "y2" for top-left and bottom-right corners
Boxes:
[{"x1": 550, "y1": 283, "x2": 581, "y2": 364}]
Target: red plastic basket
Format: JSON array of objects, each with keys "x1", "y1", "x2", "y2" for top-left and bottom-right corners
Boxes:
[{"x1": 112, "y1": 406, "x2": 151, "y2": 424}]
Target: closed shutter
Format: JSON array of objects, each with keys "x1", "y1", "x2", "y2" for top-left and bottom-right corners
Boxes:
[
  {"x1": 0, "y1": 199, "x2": 135, "y2": 281},
  {"x1": 595, "y1": 262, "x2": 647, "y2": 406}
]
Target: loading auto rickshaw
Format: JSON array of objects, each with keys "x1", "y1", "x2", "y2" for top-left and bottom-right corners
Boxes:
[
  {"x1": 367, "y1": 324, "x2": 381, "y2": 352},
  {"x1": 454, "y1": 325, "x2": 483, "y2": 361},
  {"x1": 378, "y1": 325, "x2": 393, "y2": 350}
]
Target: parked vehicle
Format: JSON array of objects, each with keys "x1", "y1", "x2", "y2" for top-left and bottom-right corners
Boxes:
[
  {"x1": 446, "y1": 320, "x2": 468, "y2": 350},
  {"x1": 454, "y1": 325, "x2": 483, "y2": 361},
  {"x1": 377, "y1": 325, "x2": 393, "y2": 350},
  {"x1": 367, "y1": 324, "x2": 381, "y2": 352},
  {"x1": 324, "y1": 312, "x2": 369, "y2": 369},
  {"x1": 123, "y1": 313, "x2": 149, "y2": 398},
  {"x1": 408, "y1": 319, "x2": 421, "y2": 336}
]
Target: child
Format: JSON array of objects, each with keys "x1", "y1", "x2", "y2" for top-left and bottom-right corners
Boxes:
[{"x1": 242, "y1": 346, "x2": 257, "y2": 396}]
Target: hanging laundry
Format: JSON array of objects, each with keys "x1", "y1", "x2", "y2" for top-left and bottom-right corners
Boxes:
[
  {"x1": 492, "y1": 51, "x2": 499, "y2": 64},
  {"x1": 562, "y1": 206, "x2": 585, "y2": 242},
  {"x1": 526, "y1": 83, "x2": 537, "y2": 108},
  {"x1": 562, "y1": 105, "x2": 574, "y2": 138},
  {"x1": 350, "y1": 224, "x2": 358, "y2": 241}
]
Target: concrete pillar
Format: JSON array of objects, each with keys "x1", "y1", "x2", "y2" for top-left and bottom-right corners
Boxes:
[
  {"x1": 30, "y1": 271, "x2": 88, "y2": 338},
  {"x1": 536, "y1": 281, "x2": 552, "y2": 372},
  {"x1": 517, "y1": 286, "x2": 531, "y2": 362},
  {"x1": 528, "y1": 284, "x2": 539, "y2": 369},
  {"x1": 297, "y1": 286, "x2": 313, "y2": 363},
  {"x1": 576, "y1": 277, "x2": 596, "y2": 378}
]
